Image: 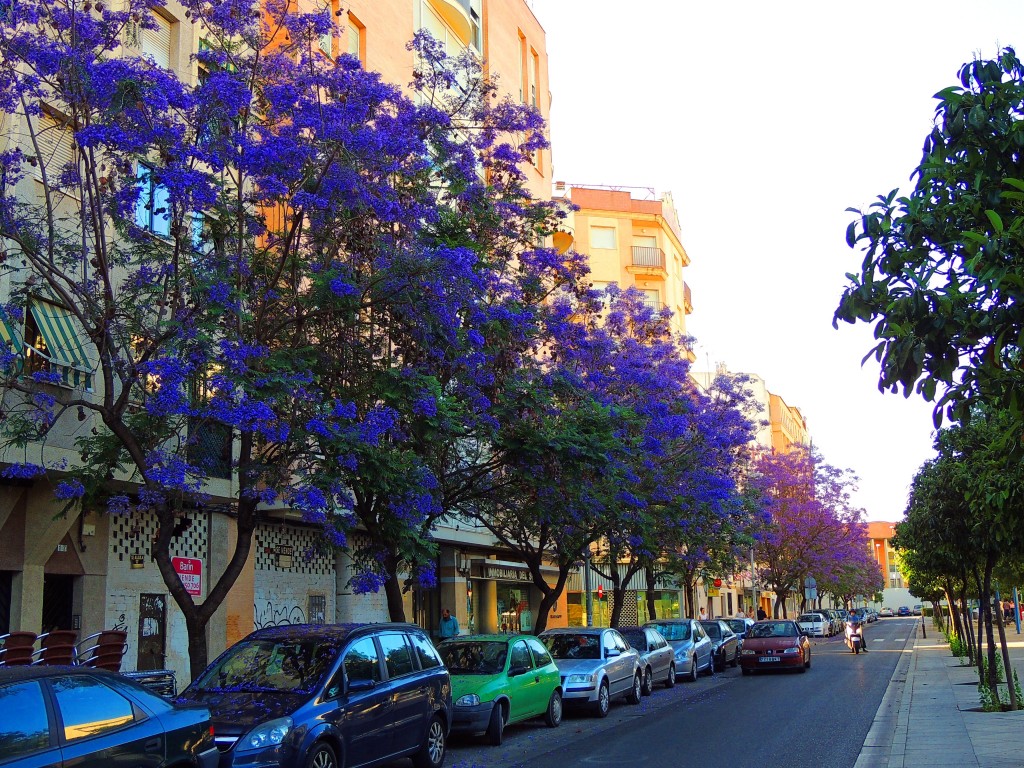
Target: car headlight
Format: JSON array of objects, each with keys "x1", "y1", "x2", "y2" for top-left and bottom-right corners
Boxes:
[
  {"x1": 782, "y1": 647, "x2": 801, "y2": 655},
  {"x1": 238, "y1": 717, "x2": 292, "y2": 752},
  {"x1": 566, "y1": 672, "x2": 597, "y2": 684},
  {"x1": 675, "y1": 649, "x2": 687, "y2": 661},
  {"x1": 456, "y1": 694, "x2": 481, "y2": 706},
  {"x1": 741, "y1": 649, "x2": 756, "y2": 655}
]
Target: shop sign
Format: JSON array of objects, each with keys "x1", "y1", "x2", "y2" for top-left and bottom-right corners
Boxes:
[
  {"x1": 172, "y1": 556, "x2": 202, "y2": 596},
  {"x1": 275, "y1": 545, "x2": 294, "y2": 569},
  {"x1": 707, "y1": 587, "x2": 721, "y2": 597},
  {"x1": 479, "y1": 563, "x2": 534, "y2": 582},
  {"x1": 130, "y1": 553, "x2": 145, "y2": 569}
]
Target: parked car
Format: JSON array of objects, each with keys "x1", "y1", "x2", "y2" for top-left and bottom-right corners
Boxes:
[
  {"x1": 912, "y1": 605, "x2": 923, "y2": 616},
  {"x1": 699, "y1": 620, "x2": 739, "y2": 670},
  {"x1": 796, "y1": 612, "x2": 830, "y2": 638},
  {"x1": 619, "y1": 626, "x2": 676, "y2": 693},
  {"x1": 866, "y1": 608, "x2": 878, "y2": 622},
  {"x1": 177, "y1": 623, "x2": 451, "y2": 768},
  {"x1": 643, "y1": 619, "x2": 714, "y2": 681},
  {"x1": 897, "y1": 606, "x2": 912, "y2": 617},
  {"x1": 723, "y1": 617, "x2": 756, "y2": 650},
  {"x1": 879, "y1": 607, "x2": 894, "y2": 617},
  {"x1": 739, "y1": 620, "x2": 812, "y2": 675},
  {"x1": 539, "y1": 628, "x2": 641, "y2": 718},
  {"x1": 0, "y1": 664, "x2": 217, "y2": 768},
  {"x1": 437, "y1": 634, "x2": 562, "y2": 745}
]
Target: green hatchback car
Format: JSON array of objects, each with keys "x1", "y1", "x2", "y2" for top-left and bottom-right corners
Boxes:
[{"x1": 437, "y1": 634, "x2": 563, "y2": 745}]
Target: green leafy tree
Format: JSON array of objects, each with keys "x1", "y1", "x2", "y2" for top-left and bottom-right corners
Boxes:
[{"x1": 835, "y1": 48, "x2": 1024, "y2": 429}]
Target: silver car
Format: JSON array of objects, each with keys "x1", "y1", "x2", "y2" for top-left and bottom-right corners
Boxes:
[
  {"x1": 643, "y1": 619, "x2": 714, "y2": 681},
  {"x1": 539, "y1": 628, "x2": 642, "y2": 718},
  {"x1": 618, "y1": 626, "x2": 676, "y2": 694}
]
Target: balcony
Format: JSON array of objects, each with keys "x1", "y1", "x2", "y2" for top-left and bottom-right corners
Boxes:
[{"x1": 631, "y1": 246, "x2": 665, "y2": 270}]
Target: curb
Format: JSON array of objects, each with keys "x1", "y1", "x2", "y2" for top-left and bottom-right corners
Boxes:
[{"x1": 853, "y1": 621, "x2": 920, "y2": 768}]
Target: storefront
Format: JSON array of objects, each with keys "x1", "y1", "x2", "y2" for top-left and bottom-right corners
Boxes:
[
  {"x1": 565, "y1": 566, "x2": 683, "y2": 627},
  {"x1": 469, "y1": 559, "x2": 566, "y2": 633}
]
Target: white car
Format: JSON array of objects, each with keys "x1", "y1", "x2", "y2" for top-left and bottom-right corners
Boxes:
[
  {"x1": 796, "y1": 613, "x2": 830, "y2": 638},
  {"x1": 879, "y1": 607, "x2": 894, "y2": 617}
]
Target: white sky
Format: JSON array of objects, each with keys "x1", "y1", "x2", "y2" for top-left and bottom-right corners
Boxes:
[{"x1": 527, "y1": 0, "x2": 1024, "y2": 522}]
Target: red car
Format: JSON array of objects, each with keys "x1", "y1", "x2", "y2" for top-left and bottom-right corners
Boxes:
[{"x1": 739, "y1": 620, "x2": 811, "y2": 675}]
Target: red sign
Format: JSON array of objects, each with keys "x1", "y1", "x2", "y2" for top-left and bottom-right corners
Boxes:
[
  {"x1": 713, "y1": 578, "x2": 722, "y2": 588},
  {"x1": 172, "y1": 557, "x2": 203, "y2": 596},
  {"x1": 597, "y1": 584, "x2": 604, "y2": 599}
]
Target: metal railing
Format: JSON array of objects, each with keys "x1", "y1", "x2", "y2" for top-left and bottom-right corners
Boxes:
[{"x1": 631, "y1": 246, "x2": 665, "y2": 269}]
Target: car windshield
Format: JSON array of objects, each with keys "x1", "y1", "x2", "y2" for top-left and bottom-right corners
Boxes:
[
  {"x1": 748, "y1": 622, "x2": 797, "y2": 638},
  {"x1": 437, "y1": 641, "x2": 508, "y2": 674},
  {"x1": 620, "y1": 631, "x2": 644, "y2": 651},
  {"x1": 701, "y1": 623, "x2": 721, "y2": 639},
  {"x1": 543, "y1": 634, "x2": 601, "y2": 660},
  {"x1": 647, "y1": 623, "x2": 691, "y2": 642},
  {"x1": 725, "y1": 620, "x2": 747, "y2": 634},
  {"x1": 192, "y1": 637, "x2": 342, "y2": 695}
]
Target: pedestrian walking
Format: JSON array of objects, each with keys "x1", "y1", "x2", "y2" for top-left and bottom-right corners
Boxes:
[
  {"x1": 438, "y1": 608, "x2": 460, "y2": 640},
  {"x1": 699, "y1": 607, "x2": 708, "y2": 620},
  {"x1": 757, "y1": 607, "x2": 768, "y2": 621}
]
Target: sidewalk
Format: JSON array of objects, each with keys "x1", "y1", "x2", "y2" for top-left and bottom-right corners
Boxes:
[{"x1": 856, "y1": 623, "x2": 1024, "y2": 768}]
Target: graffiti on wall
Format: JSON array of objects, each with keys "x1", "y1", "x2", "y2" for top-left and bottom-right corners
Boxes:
[
  {"x1": 254, "y1": 601, "x2": 305, "y2": 629},
  {"x1": 112, "y1": 613, "x2": 128, "y2": 632}
]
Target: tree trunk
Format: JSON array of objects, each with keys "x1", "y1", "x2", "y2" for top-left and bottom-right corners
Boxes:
[
  {"x1": 774, "y1": 593, "x2": 788, "y2": 618},
  {"x1": 960, "y1": 590, "x2": 976, "y2": 665},
  {"x1": 995, "y1": 599, "x2": 1018, "y2": 710},
  {"x1": 645, "y1": 567, "x2": 658, "y2": 621},
  {"x1": 185, "y1": 614, "x2": 209, "y2": 683},
  {"x1": 532, "y1": 567, "x2": 570, "y2": 636},
  {"x1": 981, "y1": 560, "x2": 999, "y2": 701},
  {"x1": 383, "y1": 553, "x2": 407, "y2": 622}
]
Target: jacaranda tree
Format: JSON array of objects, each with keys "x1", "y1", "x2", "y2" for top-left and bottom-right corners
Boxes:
[{"x1": 0, "y1": 0, "x2": 565, "y2": 675}]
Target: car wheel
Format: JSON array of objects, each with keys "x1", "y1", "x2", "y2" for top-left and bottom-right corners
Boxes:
[
  {"x1": 626, "y1": 673, "x2": 642, "y2": 704},
  {"x1": 305, "y1": 743, "x2": 338, "y2": 768},
  {"x1": 730, "y1": 649, "x2": 739, "y2": 668},
  {"x1": 641, "y1": 666, "x2": 653, "y2": 696},
  {"x1": 411, "y1": 716, "x2": 446, "y2": 768},
  {"x1": 592, "y1": 679, "x2": 611, "y2": 718},
  {"x1": 665, "y1": 663, "x2": 676, "y2": 688},
  {"x1": 486, "y1": 702, "x2": 505, "y2": 746},
  {"x1": 687, "y1": 658, "x2": 698, "y2": 683},
  {"x1": 544, "y1": 690, "x2": 562, "y2": 728}
]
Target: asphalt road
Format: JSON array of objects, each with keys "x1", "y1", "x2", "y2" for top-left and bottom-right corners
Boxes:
[{"x1": 425, "y1": 617, "x2": 920, "y2": 768}]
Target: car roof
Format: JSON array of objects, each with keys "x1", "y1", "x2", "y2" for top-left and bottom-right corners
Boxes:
[
  {"x1": 0, "y1": 665, "x2": 120, "y2": 684},
  {"x1": 540, "y1": 627, "x2": 609, "y2": 635},
  {"x1": 245, "y1": 622, "x2": 424, "y2": 643},
  {"x1": 438, "y1": 634, "x2": 527, "y2": 643}
]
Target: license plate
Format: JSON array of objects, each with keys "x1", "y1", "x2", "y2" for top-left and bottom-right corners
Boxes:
[{"x1": 758, "y1": 656, "x2": 780, "y2": 663}]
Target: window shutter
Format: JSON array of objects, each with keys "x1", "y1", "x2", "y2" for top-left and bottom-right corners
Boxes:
[
  {"x1": 34, "y1": 114, "x2": 75, "y2": 183},
  {"x1": 141, "y1": 12, "x2": 172, "y2": 70}
]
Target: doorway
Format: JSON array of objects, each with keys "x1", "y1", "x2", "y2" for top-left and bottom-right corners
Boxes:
[
  {"x1": 42, "y1": 574, "x2": 75, "y2": 632},
  {"x1": 137, "y1": 594, "x2": 167, "y2": 671}
]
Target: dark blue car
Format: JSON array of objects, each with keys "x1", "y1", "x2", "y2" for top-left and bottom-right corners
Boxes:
[{"x1": 177, "y1": 623, "x2": 451, "y2": 768}]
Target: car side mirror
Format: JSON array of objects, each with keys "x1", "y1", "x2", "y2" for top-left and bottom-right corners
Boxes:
[
  {"x1": 605, "y1": 648, "x2": 620, "y2": 658},
  {"x1": 508, "y1": 665, "x2": 530, "y2": 677},
  {"x1": 347, "y1": 679, "x2": 376, "y2": 694}
]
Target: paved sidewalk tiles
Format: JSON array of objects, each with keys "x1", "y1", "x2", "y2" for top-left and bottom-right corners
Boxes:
[{"x1": 855, "y1": 625, "x2": 1024, "y2": 768}]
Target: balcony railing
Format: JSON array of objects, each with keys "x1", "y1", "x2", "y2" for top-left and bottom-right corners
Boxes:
[{"x1": 631, "y1": 246, "x2": 665, "y2": 270}]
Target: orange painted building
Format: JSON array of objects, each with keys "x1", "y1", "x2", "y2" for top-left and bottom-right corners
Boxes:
[
  {"x1": 769, "y1": 392, "x2": 809, "y2": 453},
  {"x1": 560, "y1": 184, "x2": 693, "y2": 337},
  {"x1": 318, "y1": 0, "x2": 553, "y2": 201},
  {"x1": 868, "y1": 521, "x2": 903, "y2": 589}
]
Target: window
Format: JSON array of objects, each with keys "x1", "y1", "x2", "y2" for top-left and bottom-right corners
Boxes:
[
  {"x1": 530, "y1": 49, "x2": 539, "y2": 108},
  {"x1": 33, "y1": 112, "x2": 76, "y2": 186},
  {"x1": 343, "y1": 637, "x2": 381, "y2": 684},
  {"x1": 0, "y1": 681, "x2": 50, "y2": 758},
  {"x1": 509, "y1": 641, "x2": 532, "y2": 670},
  {"x1": 378, "y1": 633, "x2": 415, "y2": 679},
  {"x1": 409, "y1": 632, "x2": 442, "y2": 670},
  {"x1": 640, "y1": 290, "x2": 660, "y2": 312},
  {"x1": 518, "y1": 31, "x2": 527, "y2": 102},
  {"x1": 525, "y1": 637, "x2": 552, "y2": 667},
  {"x1": 135, "y1": 164, "x2": 171, "y2": 237},
  {"x1": 347, "y1": 12, "x2": 364, "y2": 63},
  {"x1": 141, "y1": 11, "x2": 173, "y2": 70},
  {"x1": 52, "y1": 676, "x2": 134, "y2": 741},
  {"x1": 307, "y1": 595, "x2": 326, "y2": 625},
  {"x1": 589, "y1": 226, "x2": 616, "y2": 250}
]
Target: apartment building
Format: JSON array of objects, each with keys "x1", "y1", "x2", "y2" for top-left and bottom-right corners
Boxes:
[
  {"x1": 558, "y1": 184, "x2": 693, "y2": 338},
  {"x1": 0, "y1": 0, "x2": 562, "y2": 684}
]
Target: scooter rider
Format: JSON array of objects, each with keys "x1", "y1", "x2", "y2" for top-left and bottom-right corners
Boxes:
[{"x1": 845, "y1": 615, "x2": 868, "y2": 653}]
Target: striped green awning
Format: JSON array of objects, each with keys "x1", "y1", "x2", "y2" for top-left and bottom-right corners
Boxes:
[
  {"x1": 29, "y1": 300, "x2": 92, "y2": 386},
  {"x1": 0, "y1": 312, "x2": 21, "y2": 352}
]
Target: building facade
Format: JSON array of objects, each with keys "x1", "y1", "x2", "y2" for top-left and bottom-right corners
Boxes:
[{"x1": 867, "y1": 521, "x2": 915, "y2": 609}]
